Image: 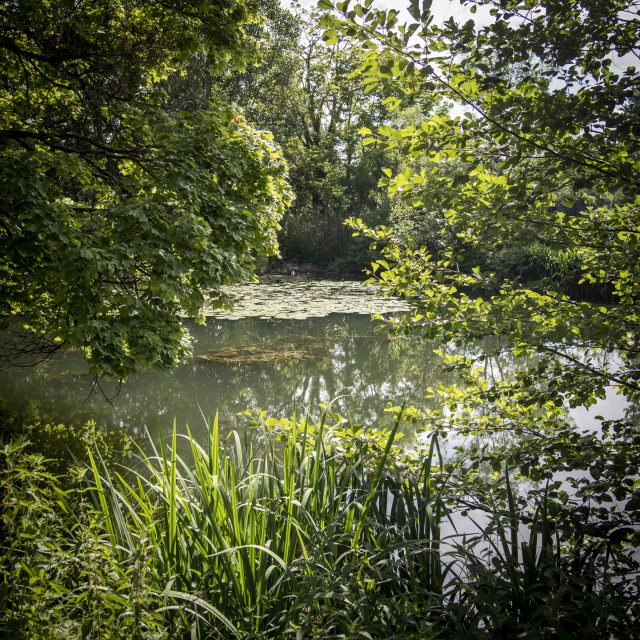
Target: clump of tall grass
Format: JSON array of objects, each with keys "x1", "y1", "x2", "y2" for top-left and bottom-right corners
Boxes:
[{"x1": 85, "y1": 412, "x2": 449, "y2": 638}]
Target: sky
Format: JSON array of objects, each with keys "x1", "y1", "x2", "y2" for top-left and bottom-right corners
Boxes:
[{"x1": 281, "y1": 0, "x2": 492, "y2": 26}]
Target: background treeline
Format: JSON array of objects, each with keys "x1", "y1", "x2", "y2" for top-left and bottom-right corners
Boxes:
[
  {"x1": 212, "y1": 0, "x2": 397, "y2": 272},
  {"x1": 209, "y1": 0, "x2": 609, "y2": 300}
]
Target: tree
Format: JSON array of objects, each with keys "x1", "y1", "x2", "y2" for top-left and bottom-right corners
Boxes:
[
  {"x1": 321, "y1": 0, "x2": 639, "y2": 629},
  {"x1": 0, "y1": 0, "x2": 292, "y2": 379},
  {"x1": 213, "y1": 5, "x2": 400, "y2": 269},
  {"x1": 322, "y1": 0, "x2": 640, "y2": 434}
]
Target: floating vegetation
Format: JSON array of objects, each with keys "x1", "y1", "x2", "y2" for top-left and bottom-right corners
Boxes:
[
  {"x1": 196, "y1": 345, "x2": 319, "y2": 365},
  {"x1": 201, "y1": 276, "x2": 409, "y2": 320}
]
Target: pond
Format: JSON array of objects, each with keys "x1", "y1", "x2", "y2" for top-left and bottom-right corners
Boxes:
[{"x1": 0, "y1": 276, "x2": 628, "y2": 445}]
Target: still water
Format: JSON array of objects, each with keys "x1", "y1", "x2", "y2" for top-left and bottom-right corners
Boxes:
[
  {"x1": 0, "y1": 279, "x2": 443, "y2": 442},
  {"x1": 0, "y1": 278, "x2": 628, "y2": 444}
]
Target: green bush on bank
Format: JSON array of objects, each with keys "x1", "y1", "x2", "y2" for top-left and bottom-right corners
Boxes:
[
  {"x1": 1, "y1": 414, "x2": 638, "y2": 639},
  {"x1": 0, "y1": 439, "x2": 164, "y2": 639}
]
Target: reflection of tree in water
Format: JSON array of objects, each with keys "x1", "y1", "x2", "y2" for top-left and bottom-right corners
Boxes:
[
  {"x1": 3, "y1": 314, "x2": 624, "y2": 447},
  {"x1": 0, "y1": 315, "x2": 456, "y2": 443}
]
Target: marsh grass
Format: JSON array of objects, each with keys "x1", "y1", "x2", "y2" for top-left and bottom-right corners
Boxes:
[{"x1": 82, "y1": 412, "x2": 453, "y2": 638}]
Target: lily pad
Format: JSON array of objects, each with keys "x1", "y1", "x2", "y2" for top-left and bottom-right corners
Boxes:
[{"x1": 201, "y1": 276, "x2": 409, "y2": 320}]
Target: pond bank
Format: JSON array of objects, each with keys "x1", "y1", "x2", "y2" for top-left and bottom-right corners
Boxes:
[{"x1": 265, "y1": 260, "x2": 367, "y2": 280}]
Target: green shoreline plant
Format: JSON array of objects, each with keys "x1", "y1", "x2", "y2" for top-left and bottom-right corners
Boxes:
[{"x1": 2, "y1": 412, "x2": 638, "y2": 639}]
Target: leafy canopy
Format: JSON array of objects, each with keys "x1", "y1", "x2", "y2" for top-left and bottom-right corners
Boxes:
[
  {"x1": 320, "y1": 0, "x2": 640, "y2": 552},
  {"x1": 321, "y1": 0, "x2": 639, "y2": 403},
  {"x1": 0, "y1": 0, "x2": 292, "y2": 379}
]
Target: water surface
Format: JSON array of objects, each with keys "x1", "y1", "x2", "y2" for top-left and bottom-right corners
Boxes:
[
  {"x1": 0, "y1": 277, "x2": 629, "y2": 445},
  {"x1": 0, "y1": 279, "x2": 442, "y2": 442}
]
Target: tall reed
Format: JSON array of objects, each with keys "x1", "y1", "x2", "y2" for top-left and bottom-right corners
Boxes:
[
  {"x1": 4, "y1": 415, "x2": 637, "y2": 638},
  {"x1": 86, "y1": 413, "x2": 449, "y2": 638}
]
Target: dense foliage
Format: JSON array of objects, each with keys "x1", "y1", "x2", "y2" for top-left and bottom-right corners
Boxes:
[
  {"x1": 320, "y1": 2, "x2": 640, "y2": 466},
  {"x1": 0, "y1": 0, "x2": 292, "y2": 378},
  {"x1": 316, "y1": 0, "x2": 640, "y2": 633},
  {"x1": 2, "y1": 417, "x2": 637, "y2": 639},
  {"x1": 322, "y1": 0, "x2": 639, "y2": 397}
]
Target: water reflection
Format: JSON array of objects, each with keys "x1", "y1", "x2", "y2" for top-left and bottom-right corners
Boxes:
[
  {"x1": 2, "y1": 310, "x2": 633, "y2": 448},
  {"x1": 0, "y1": 314, "x2": 460, "y2": 443}
]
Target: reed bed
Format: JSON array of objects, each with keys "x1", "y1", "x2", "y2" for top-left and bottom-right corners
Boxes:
[{"x1": 84, "y1": 413, "x2": 449, "y2": 638}]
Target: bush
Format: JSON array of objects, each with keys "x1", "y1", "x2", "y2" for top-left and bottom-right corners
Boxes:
[{"x1": 0, "y1": 440, "x2": 164, "y2": 639}]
